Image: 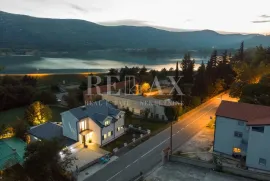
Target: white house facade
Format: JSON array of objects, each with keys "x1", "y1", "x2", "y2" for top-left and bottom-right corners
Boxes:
[
  {"x1": 102, "y1": 94, "x2": 173, "y2": 121},
  {"x1": 61, "y1": 100, "x2": 125, "y2": 146},
  {"x1": 214, "y1": 101, "x2": 270, "y2": 172}
]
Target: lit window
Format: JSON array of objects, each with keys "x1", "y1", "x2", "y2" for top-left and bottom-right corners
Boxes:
[
  {"x1": 233, "y1": 147, "x2": 241, "y2": 153},
  {"x1": 117, "y1": 126, "x2": 123, "y2": 131},
  {"x1": 104, "y1": 120, "x2": 110, "y2": 126},
  {"x1": 108, "y1": 131, "x2": 113, "y2": 137},
  {"x1": 259, "y1": 158, "x2": 266, "y2": 166},
  {"x1": 103, "y1": 134, "x2": 107, "y2": 140}
]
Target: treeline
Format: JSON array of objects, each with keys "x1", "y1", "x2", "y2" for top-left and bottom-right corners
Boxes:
[
  {"x1": 171, "y1": 48, "x2": 235, "y2": 111},
  {"x1": 230, "y1": 44, "x2": 270, "y2": 105},
  {"x1": 0, "y1": 75, "x2": 57, "y2": 111}
]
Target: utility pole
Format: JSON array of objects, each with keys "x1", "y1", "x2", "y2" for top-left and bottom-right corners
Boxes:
[{"x1": 170, "y1": 119, "x2": 173, "y2": 155}]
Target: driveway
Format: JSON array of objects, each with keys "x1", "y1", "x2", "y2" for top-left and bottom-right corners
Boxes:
[
  {"x1": 70, "y1": 143, "x2": 108, "y2": 171},
  {"x1": 85, "y1": 93, "x2": 237, "y2": 181}
]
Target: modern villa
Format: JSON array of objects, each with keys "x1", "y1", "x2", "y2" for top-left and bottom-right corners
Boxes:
[
  {"x1": 61, "y1": 100, "x2": 125, "y2": 146},
  {"x1": 214, "y1": 101, "x2": 270, "y2": 171}
]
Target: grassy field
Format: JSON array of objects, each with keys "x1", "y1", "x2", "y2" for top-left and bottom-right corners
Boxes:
[
  {"x1": 125, "y1": 117, "x2": 170, "y2": 135},
  {"x1": 0, "y1": 106, "x2": 68, "y2": 126},
  {"x1": 103, "y1": 118, "x2": 169, "y2": 152},
  {"x1": 102, "y1": 131, "x2": 140, "y2": 152}
]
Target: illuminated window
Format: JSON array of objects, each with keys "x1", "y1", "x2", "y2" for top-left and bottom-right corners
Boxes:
[
  {"x1": 108, "y1": 131, "x2": 113, "y2": 137},
  {"x1": 233, "y1": 147, "x2": 241, "y2": 153},
  {"x1": 104, "y1": 120, "x2": 110, "y2": 126},
  {"x1": 103, "y1": 134, "x2": 107, "y2": 140},
  {"x1": 117, "y1": 126, "x2": 123, "y2": 131},
  {"x1": 80, "y1": 120, "x2": 87, "y2": 132}
]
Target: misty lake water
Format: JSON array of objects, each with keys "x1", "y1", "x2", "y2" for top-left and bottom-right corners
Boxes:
[{"x1": 0, "y1": 51, "x2": 210, "y2": 74}]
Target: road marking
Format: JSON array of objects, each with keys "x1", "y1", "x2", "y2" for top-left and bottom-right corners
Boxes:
[
  {"x1": 141, "y1": 138, "x2": 169, "y2": 158},
  {"x1": 177, "y1": 130, "x2": 180, "y2": 133},
  {"x1": 106, "y1": 170, "x2": 123, "y2": 181},
  {"x1": 103, "y1": 94, "x2": 230, "y2": 181}
]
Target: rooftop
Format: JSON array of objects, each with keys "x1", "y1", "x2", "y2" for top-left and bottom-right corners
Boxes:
[
  {"x1": 64, "y1": 100, "x2": 123, "y2": 127},
  {"x1": 28, "y1": 122, "x2": 76, "y2": 146},
  {"x1": 86, "y1": 80, "x2": 130, "y2": 95},
  {"x1": 0, "y1": 138, "x2": 26, "y2": 170},
  {"x1": 216, "y1": 101, "x2": 270, "y2": 126}
]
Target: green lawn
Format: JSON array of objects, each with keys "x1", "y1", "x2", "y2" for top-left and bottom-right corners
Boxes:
[
  {"x1": 103, "y1": 118, "x2": 169, "y2": 152},
  {"x1": 0, "y1": 106, "x2": 68, "y2": 126},
  {"x1": 125, "y1": 117, "x2": 170, "y2": 135},
  {"x1": 102, "y1": 131, "x2": 140, "y2": 152}
]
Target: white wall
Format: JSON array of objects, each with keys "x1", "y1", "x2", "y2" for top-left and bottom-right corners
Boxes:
[
  {"x1": 61, "y1": 111, "x2": 79, "y2": 141},
  {"x1": 114, "y1": 112, "x2": 125, "y2": 138},
  {"x1": 87, "y1": 117, "x2": 102, "y2": 145},
  {"x1": 214, "y1": 116, "x2": 249, "y2": 155},
  {"x1": 102, "y1": 95, "x2": 168, "y2": 121},
  {"x1": 246, "y1": 126, "x2": 270, "y2": 171},
  {"x1": 101, "y1": 122, "x2": 115, "y2": 146}
]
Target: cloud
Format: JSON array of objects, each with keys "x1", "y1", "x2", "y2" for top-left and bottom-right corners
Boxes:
[
  {"x1": 69, "y1": 4, "x2": 88, "y2": 13},
  {"x1": 252, "y1": 20, "x2": 270, "y2": 23},
  {"x1": 260, "y1": 14, "x2": 270, "y2": 18}
]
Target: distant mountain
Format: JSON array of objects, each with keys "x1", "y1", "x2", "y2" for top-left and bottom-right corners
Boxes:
[{"x1": 0, "y1": 11, "x2": 269, "y2": 51}]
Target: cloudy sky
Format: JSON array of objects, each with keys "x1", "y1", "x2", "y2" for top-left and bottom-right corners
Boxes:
[{"x1": 1, "y1": 0, "x2": 270, "y2": 34}]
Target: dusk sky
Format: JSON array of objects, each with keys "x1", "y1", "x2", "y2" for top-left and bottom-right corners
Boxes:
[{"x1": 1, "y1": 0, "x2": 270, "y2": 34}]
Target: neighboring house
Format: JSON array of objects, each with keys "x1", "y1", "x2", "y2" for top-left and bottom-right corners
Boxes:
[
  {"x1": 61, "y1": 100, "x2": 125, "y2": 146},
  {"x1": 214, "y1": 101, "x2": 270, "y2": 171},
  {"x1": 84, "y1": 81, "x2": 130, "y2": 104},
  {"x1": 102, "y1": 93, "x2": 173, "y2": 121},
  {"x1": 0, "y1": 138, "x2": 26, "y2": 171},
  {"x1": 28, "y1": 122, "x2": 75, "y2": 147}
]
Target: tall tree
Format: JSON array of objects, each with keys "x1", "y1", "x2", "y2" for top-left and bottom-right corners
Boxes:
[
  {"x1": 193, "y1": 61, "x2": 207, "y2": 99},
  {"x1": 206, "y1": 49, "x2": 218, "y2": 84},
  {"x1": 173, "y1": 61, "x2": 179, "y2": 101},
  {"x1": 23, "y1": 139, "x2": 76, "y2": 181},
  {"x1": 222, "y1": 50, "x2": 228, "y2": 64},
  {"x1": 181, "y1": 53, "x2": 194, "y2": 83},
  {"x1": 24, "y1": 101, "x2": 52, "y2": 126},
  {"x1": 239, "y1": 41, "x2": 244, "y2": 62}
]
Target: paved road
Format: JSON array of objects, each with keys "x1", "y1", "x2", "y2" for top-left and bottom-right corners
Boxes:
[{"x1": 85, "y1": 94, "x2": 236, "y2": 181}]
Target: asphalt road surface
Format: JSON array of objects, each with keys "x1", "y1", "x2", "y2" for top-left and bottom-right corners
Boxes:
[{"x1": 85, "y1": 93, "x2": 236, "y2": 181}]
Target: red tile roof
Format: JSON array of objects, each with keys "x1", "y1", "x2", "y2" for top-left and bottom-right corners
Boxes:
[
  {"x1": 84, "y1": 81, "x2": 132, "y2": 102},
  {"x1": 216, "y1": 101, "x2": 270, "y2": 126},
  {"x1": 86, "y1": 81, "x2": 129, "y2": 95}
]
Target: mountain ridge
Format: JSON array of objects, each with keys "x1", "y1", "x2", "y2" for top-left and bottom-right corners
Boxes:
[{"x1": 0, "y1": 11, "x2": 269, "y2": 51}]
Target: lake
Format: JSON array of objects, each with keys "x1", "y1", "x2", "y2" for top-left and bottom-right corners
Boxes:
[{"x1": 0, "y1": 51, "x2": 210, "y2": 74}]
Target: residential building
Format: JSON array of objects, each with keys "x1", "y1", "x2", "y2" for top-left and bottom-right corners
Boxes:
[
  {"x1": 84, "y1": 81, "x2": 130, "y2": 104},
  {"x1": 0, "y1": 138, "x2": 26, "y2": 170},
  {"x1": 28, "y1": 122, "x2": 75, "y2": 147},
  {"x1": 102, "y1": 93, "x2": 174, "y2": 121},
  {"x1": 61, "y1": 100, "x2": 125, "y2": 146},
  {"x1": 214, "y1": 101, "x2": 270, "y2": 171}
]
